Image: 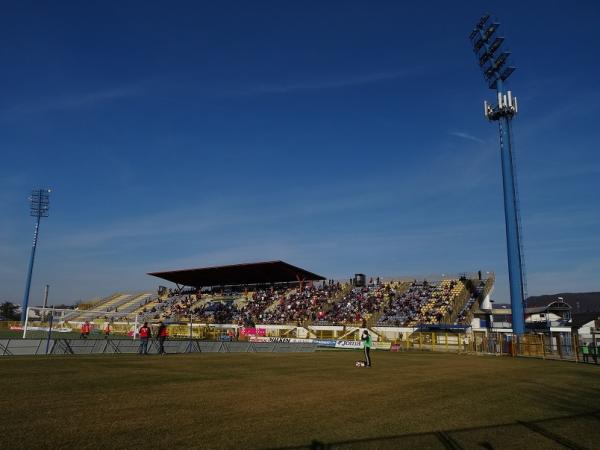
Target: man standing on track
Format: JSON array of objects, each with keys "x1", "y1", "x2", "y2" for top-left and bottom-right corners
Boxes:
[
  {"x1": 157, "y1": 321, "x2": 168, "y2": 355},
  {"x1": 361, "y1": 329, "x2": 372, "y2": 367},
  {"x1": 138, "y1": 322, "x2": 151, "y2": 355}
]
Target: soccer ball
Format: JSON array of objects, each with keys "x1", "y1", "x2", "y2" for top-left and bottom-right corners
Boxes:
[{"x1": 355, "y1": 361, "x2": 365, "y2": 367}]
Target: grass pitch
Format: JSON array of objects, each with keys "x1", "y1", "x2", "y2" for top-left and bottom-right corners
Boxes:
[{"x1": 0, "y1": 351, "x2": 599, "y2": 449}]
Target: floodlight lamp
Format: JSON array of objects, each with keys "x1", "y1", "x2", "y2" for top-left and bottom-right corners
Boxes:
[
  {"x1": 483, "y1": 23, "x2": 500, "y2": 42},
  {"x1": 479, "y1": 14, "x2": 490, "y2": 26},
  {"x1": 476, "y1": 14, "x2": 491, "y2": 33},
  {"x1": 470, "y1": 13, "x2": 490, "y2": 40},
  {"x1": 500, "y1": 66, "x2": 516, "y2": 81},
  {"x1": 493, "y1": 52, "x2": 510, "y2": 71},
  {"x1": 473, "y1": 38, "x2": 485, "y2": 52},
  {"x1": 489, "y1": 37, "x2": 504, "y2": 54},
  {"x1": 479, "y1": 51, "x2": 493, "y2": 67}
]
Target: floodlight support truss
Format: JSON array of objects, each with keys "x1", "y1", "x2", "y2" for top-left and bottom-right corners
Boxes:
[
  {"x1": 21, "y1": 189, "x2": 50, "y2": 324},
  {"x1": 471, "y1": 15, "x2": 526, "y2": 334}
]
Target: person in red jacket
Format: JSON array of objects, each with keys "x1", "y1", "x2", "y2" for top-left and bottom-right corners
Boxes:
[
  {"x1": 138, "y1": 322, "x2": 151, "y2": 355},
  {"x1": 157, "y1": 321, "x2": 168, "y2": 355},
  {"x1": 80, "y1": 321, "x2": 91, "y2": 339},
  {"x1": 103, "y1": 321, "x2": 112, "y2": 339}
]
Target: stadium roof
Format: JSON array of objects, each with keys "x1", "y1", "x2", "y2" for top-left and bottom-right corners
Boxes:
[
  {"x1": 527, "y1": 292, "x2": 600, "y2": 313},
  {"x1": 148, "y1": 260, "x2": 326, "y2": 288},
  {"x1": 570, "y1": 313, "x2": 600, "y2": 328},
  {"x1": 526, "y1": 300, "x2": 571, "y2": 315}
]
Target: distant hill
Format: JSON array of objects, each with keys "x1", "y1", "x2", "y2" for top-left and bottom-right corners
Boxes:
[{"x1": 527, "y1": 292, "x2": 600, "y2": 313}]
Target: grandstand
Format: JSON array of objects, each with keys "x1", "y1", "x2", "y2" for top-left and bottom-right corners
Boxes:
[
  {"x1": 65, "y1": 292, "x2": 156, "y2": 322},
  {"x1": 122, "y1": 276, "x2": 488, "y2": 329},
  {"x1": 28, "y1": 262, "x2": 490, "y2": 338},
  {"x1": 26, "y1": 258, "x2": 580, "y2": 366}
]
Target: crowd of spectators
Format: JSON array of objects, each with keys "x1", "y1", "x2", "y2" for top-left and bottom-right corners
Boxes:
[
  {"x1": 455, "y1": 297, "x2": 476, "y2": 324},
  {"x1": 143, "y1": 283, "x2": 346, "y2": 325},
  {"x1": 319, "y1": 285, "x2": 390, "y2": 324},
  {"x1": 185, "y1": 289, "x2": 281, "y2": 325},
  {"x1": 378, "y1": 280, "x2": 466, "y2": 326},
  {"x1": 454, "y1": 281, "x2": 486, "y2": 324},
  {"x1": 139, "y1": 293, "x2": 198, "y2": 321},
  {"x1": 194, "y1": 301, "x2": 240, "y2": 323},
  {"x1": 138, "y1": 278, "x2": 471, "y2": 327},
  {"x1": 257, "y1": 284, "x2": 341, "y2": 324}
]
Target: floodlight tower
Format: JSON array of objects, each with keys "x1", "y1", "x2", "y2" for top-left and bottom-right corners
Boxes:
[
  {"x1": 469, "y1": 14, "x2": 526, "y2": 334},
  {"x1": 21, "y1": 188, "x2": 51, "y2": 324}
]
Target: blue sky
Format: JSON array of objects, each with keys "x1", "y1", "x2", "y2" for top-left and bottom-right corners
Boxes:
[{"x1": 1, "y1": 1, "x2": 599, "y2": 305}]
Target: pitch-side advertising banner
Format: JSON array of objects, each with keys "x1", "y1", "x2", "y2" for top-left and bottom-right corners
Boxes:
[
  {"x1": 334, "y1": 340, "x2": 362, "y2": 349},
  {"x1": 249, "y1": 337, "x2": 307, "y2": 344},
  {"x1": 13, "y1": 325, "x2": 71, "y2": 332},
  {"x1": 248, "y1": 337, "x2": 390, "y2": 350},
  {"x1": 239, "y1": 327, "x2": 266, "y2": 336},
  {"x1": 313, "y1": 339, "x2": 337, "y2": 347},
  {"x1": 373, "y1": 341, "x2": 392, "y2": 350}
]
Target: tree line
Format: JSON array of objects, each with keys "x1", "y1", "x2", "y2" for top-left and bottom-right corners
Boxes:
[{"x1": 0, "y1": 302, "x2": 20, "y2": 321}]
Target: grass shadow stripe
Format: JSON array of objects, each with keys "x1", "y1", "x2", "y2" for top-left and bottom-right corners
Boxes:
[
  {"x1": 517, "y1": 421, "x2": 588, "y2": 450},
  {"x1": 435, "y1": 431, "x2": 464, "y2": 450},
  {"x1": 266, "y1": 411, "x2": 600, "y2": 450}
]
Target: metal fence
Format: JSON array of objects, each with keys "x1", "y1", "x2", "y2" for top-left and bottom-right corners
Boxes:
[
  {"x1": 391, "y1": 331, "x2": 599, "y2": 364},
  {"x1": 0, "y1": 338, "x2": 316, "y2": 356}
]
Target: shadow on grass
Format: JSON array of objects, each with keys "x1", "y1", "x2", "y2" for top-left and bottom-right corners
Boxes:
[{"x1": 267, "y1": 410, "x2": 600, "y2": 450}]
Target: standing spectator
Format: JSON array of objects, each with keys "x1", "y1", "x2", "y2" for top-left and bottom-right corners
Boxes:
[
  {"x1": 361, "y1": 330, "x2": 372, "y2": 367},
  {"x1": 80, "y1": 321, "x2": 91, "y2": 339},
  {"x1": 590, "y1": 342, "x2": 598, "y2": 364},
  {"x1": 582, "y1": 343, "x2": 589, "y2": 363},
  {"x1": 157, "y1": 321, "x2": 168, "y2": 355},
  {"x1": 138, "y1": 322, "x2": 151, "y2": 355},
  {"x1": 103, "y1": 321, "x2": 112, "y2": 339}
]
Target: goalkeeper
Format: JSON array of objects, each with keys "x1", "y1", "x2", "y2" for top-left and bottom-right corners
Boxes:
[{"x1": 361, "y1": 330, "x2": 372, "y2": 367}]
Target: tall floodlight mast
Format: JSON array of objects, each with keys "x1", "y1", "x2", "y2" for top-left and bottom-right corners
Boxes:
[
  {"x1": 21, "y1": 188, "x2": 51, "y2": 324},
  {"x1": 469, "y1": 14, "x2": 526, "y2": 334}
]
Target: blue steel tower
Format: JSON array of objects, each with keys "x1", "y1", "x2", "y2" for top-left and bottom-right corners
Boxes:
[
  {"x1": 21, "y1": 188, "x2": 51, "y2": 324},
  {"x1": 469, "y1": 14, "x2": 526, "y2": 334}
]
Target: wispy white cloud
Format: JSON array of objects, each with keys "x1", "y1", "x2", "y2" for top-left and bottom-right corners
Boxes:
[
  {"x1": 524, "y1": 162, "x2": 600, "y2": 184},
  {"x1": 46, "y1": 141, "x2": 503, "y2": 253},
  {"x1": 449, "y1": 131, "x2": 486, "y2": 145},
  {"x1": 526, "y1": 259, "x2": 600, "y2": 297},
  {"x1": 48, "y1": 210, "x2": 227, "y2": 249},
  {"x1": 519, "y1": 89, "x2": 600, "y2": 139},
  {"x1": 235, "y1": 70, "x2": 412, "y2": 96},
  {"x1": 3, "y1": 84, "x2": 145, "y2": 116},
  {"x1": 149, "y1": 240, "x2": 311, "y2": 273},
  {"x1": 524, "y1": 208, "x2": 600, "y2": 228}
]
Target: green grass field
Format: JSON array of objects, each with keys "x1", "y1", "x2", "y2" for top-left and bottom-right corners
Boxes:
[{"x1": 0, "y1": 352, "x2": 599, "y2": 449}]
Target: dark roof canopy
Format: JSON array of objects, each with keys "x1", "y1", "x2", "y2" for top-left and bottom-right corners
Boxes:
[
  {"x1": 527, "y1": 292, "x2": 600, "y2": 313},
  {"x1": 148, "y1": 260, "x2": 326, "y2": 288},
  {"x1": 570, "y1": 313, "x2": 600, "y2": 328},
  {"x1": 526, "y1": 300, "x2": 571, "y2": 315}
]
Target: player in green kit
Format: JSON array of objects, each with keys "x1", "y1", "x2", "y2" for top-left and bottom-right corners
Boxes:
[{"x1": 361, "y1": 330, "x2": 372, "y2": 367}]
